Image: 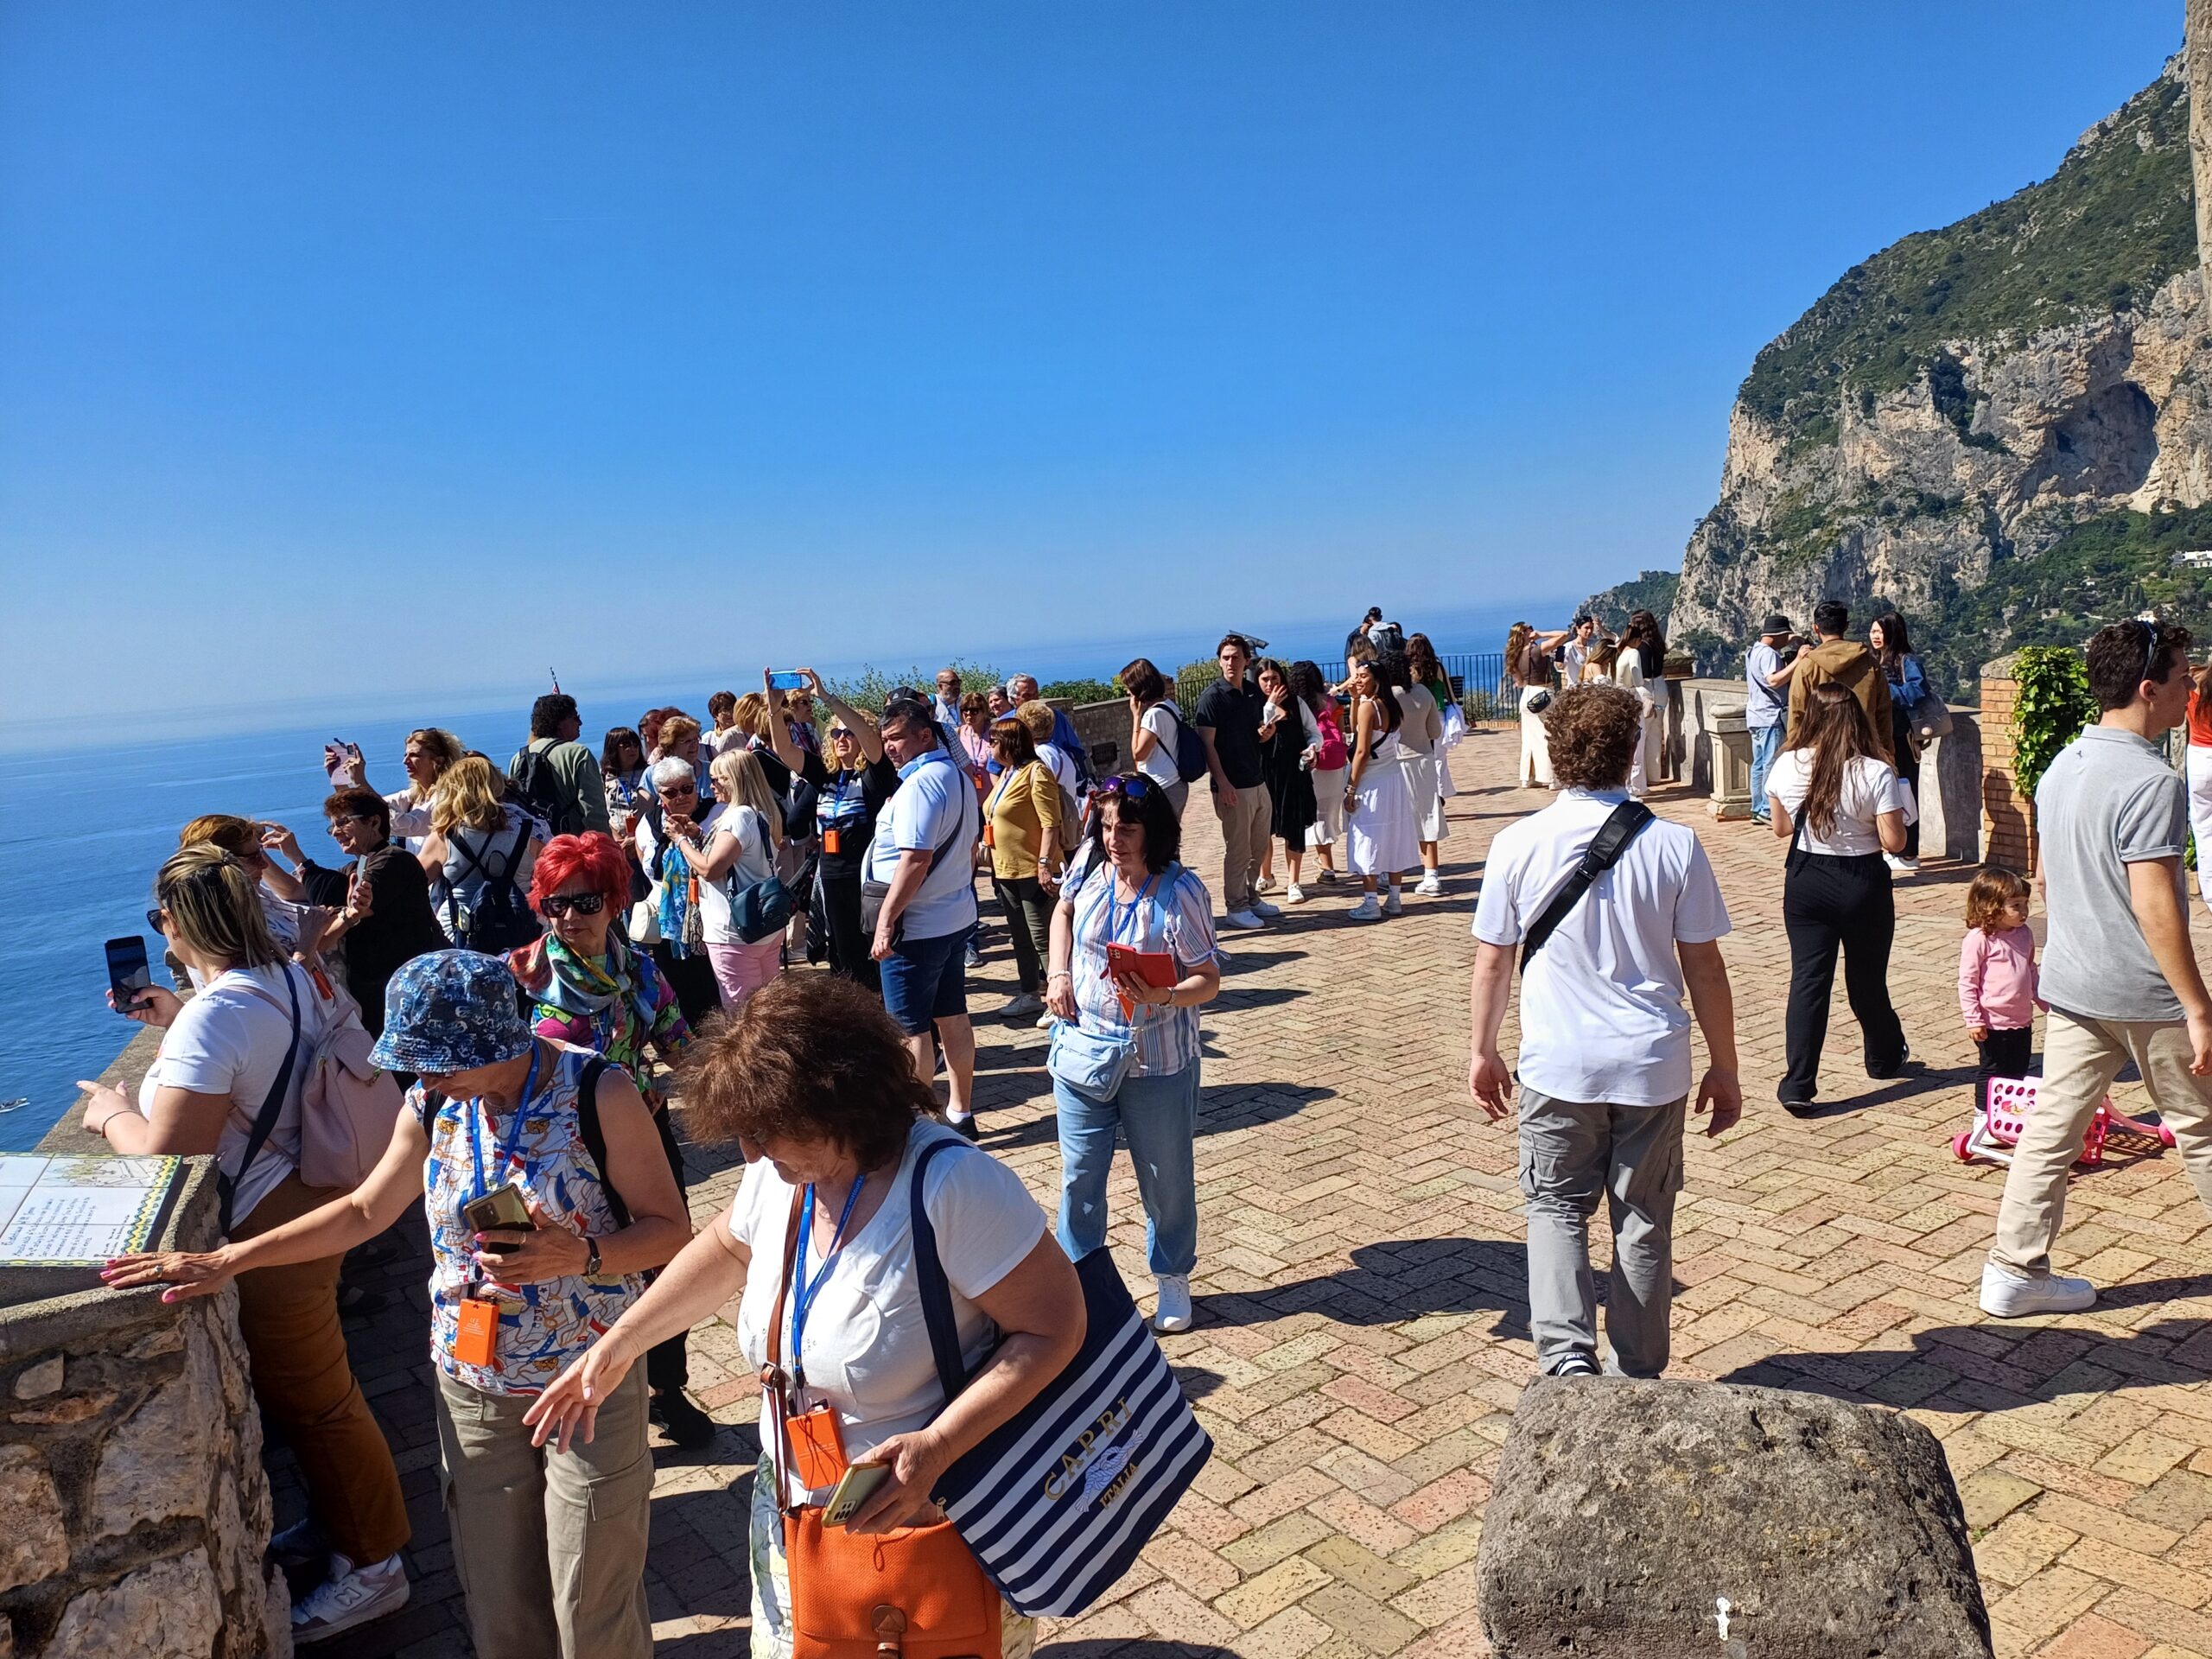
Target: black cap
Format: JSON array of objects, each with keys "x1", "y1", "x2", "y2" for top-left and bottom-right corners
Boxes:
[{"x1": 1758, "y1": 613, "x2": 1793, "y2": 637}]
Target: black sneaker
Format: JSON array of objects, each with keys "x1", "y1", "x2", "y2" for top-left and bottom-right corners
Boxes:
[
  {"x1": 949, "y1": 1116, "x2": 981, "y2": 1142},
  {"x1": 651, "y1": 1390, "x2": 716, "y2": 1449},
  {"x1": 1866, "y1": 1048, "x2": 1912, "y2": 1081},
  {"x1": 1778, "y1": 1095, "x2": 1819, "y2": 1119}
]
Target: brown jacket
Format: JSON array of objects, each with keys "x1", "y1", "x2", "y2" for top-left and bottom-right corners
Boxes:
[{"x1": 1784, "y1": 638, "x2": 1895, "y2": 762}]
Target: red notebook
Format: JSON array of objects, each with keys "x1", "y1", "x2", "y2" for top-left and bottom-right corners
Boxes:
[{"x1": 1105, "y1": 944, "x2": 1176, "y2": 1019}]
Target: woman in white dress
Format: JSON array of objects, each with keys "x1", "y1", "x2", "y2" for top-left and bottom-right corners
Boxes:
[
  {"x1": 1624, "y1": 610, "x2": 1669, "y2": 790},
  {"x1": 1390, "y1": 655, "x2": 1448, "y2": 898},
  {"x1": 1506, "y1": 623, "x2": 1558, "y2": 789},
  {"x1": 1610, "y1": 636, "x2": 1655, "y2": 799},
  {"x1": 1342, "y1": 658, "x2": 1421, "y2": 920}
]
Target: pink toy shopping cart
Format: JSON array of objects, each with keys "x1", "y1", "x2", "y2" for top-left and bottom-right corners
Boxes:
[{"x1": 1952, "y1": 1075, "x2": 2177, "y2": 1168}]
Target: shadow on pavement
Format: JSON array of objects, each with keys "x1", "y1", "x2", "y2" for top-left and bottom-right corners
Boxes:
[{"x1": 1201, "y1": 1236, "x2": 1533, "y2": 1333}]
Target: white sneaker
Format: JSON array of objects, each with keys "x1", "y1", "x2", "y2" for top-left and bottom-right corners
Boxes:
[
  {"x1": 1383, "y1": 888, "x2": 1404, "y2": 916},
  {"x1": 292, "y1": 1553, "x2": 410, "y2": 1644},
  {"x1": 1035, "y1": 1012, "x2": 1055, "y2": 1029},
  {"x1": 1286, "y1": 883, "x2": 1307, "y2": 904},
  {"x1": 1154, "y1": 1274, "x2": 1194, "y2": 1333},
  {"x1": 1249, "y1": 898, "x2": 1282, "y2": 919},
  {"x1": 1254, "y1": 875, "x2": 1276, "y2": 894},
  {"x1": 1000, "y1": 993, "x2": 1044, "y2": 1018},
  {"x1": 1980, "y1": 1262, "x2": 2095, "y2": 1319},
  {"x1": 1224, "y1": 908, "x2": 1266, "y2": 930},
  {"x1": 1884, "y1": 854, "x2": 1919, "y2": 874},
  {"x1": 1347, "y1": 896, "x2": 1382, "y2": 921},
  {"x1": 1414, "y1": 874, "x2": 1442, "y2": 897}
]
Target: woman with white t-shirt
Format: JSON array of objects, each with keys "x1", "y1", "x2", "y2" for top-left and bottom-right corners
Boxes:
[
  {"x1": 520, "y1": 973, "x2": 1085, "y2": 1659},
  {"x1": 79, "y1": 846, "x2": 410, "y2": 1642},
  {"x1": 1766, "y1": 682, "x2": 1914, "y2": 1114},
  {"x1": 1295, "y1": 660, "x2": 1348, "y2": 888},
  {"x1": 664, "y1": 747, "x2": 785, "y2": 1011},
  {"x1": 1122, "y1": 657, "x2": 1192, "y2": 821}
]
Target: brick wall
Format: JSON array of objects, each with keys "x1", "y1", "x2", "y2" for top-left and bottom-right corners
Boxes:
[{"x1": 1979, "y1": 654, "x2": 2034, "y2": 874}]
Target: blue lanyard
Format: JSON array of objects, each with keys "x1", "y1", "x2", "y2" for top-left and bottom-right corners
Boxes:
[
  {"x1": 789, "y1": 1177, "x2": 868, "y2": 1388},
  {"x1": 1103, "y1": 871, "x2": 1161, "y2": 947},
  {"x1": 818, "y1": 772, "x2": 864, "y2": 821},
  {"x1": 467, "y1": 1045, "x2": 542, "y2": 1205}
]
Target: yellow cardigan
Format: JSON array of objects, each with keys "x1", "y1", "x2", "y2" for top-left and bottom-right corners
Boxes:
[{"x1": 988, "y1": 762, "x2": 1063, "y2": 880}]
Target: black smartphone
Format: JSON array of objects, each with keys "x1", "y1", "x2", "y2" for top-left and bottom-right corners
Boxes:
[
  {"x1": 105, "y1": 937, "x2": 153, "y2": 1014},
  {"x1": 462, "y1": 1183, "x2": 533, "y2": 1251}
]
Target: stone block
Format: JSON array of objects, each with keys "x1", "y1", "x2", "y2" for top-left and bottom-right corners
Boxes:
[
  {"x1": 1475, "y1": 1378, "x2": 1991, "y2": 1658},
  {"x1": 48, "y1": 1548, "x2": 223, "y2": 1659},
  {"x1": 0, "y1": 1444, "x2": 69, "y2": 1595},
  {"x1": 12, "y1": 1356, "x2": 62, "y2": 1398},
  {"x1": 88, "y1": 1317, "x2": 218, "y2": 1540}
]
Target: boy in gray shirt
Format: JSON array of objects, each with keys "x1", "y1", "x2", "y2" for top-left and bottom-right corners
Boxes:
[{"x1": 1984, "y1": 620, "x2": 2212, "y2": 1316}]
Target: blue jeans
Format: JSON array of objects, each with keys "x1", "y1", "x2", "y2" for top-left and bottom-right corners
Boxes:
[
  {"x1": 1054, "y1": 1065, "x2": 1199, "y2": 1277},
  {"x1": 1750, "y1": 722, "x2": 1783, "y2": 822}
]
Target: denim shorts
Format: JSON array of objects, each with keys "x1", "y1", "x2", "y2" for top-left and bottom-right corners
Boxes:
[{"x1": 880, "y1": 926, "x2": 969, "y2": 1033}]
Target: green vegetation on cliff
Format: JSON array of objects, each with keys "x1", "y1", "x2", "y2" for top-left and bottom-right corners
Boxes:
[
  {"x1": 1739, "y1": 71, "x2": 2195, "y2": 452},
  {"x1": 1579, "y1": 569, "x2": 1679, "y2": 630},
  {"x1": 1912, "y1": 503, "x2": 2212, "y2": 691}
]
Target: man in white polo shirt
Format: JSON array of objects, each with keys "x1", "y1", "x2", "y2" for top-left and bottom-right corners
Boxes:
[{"x1": 1468, "y1": 683, "x2": 1742, "y2": 1378}]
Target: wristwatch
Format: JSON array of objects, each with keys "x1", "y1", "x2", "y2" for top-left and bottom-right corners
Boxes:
[{"x1": 584, "y1": 1236, "x2": 602, "y2": 1277}]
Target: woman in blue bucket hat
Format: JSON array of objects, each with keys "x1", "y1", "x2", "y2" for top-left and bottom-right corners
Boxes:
[{"x1": 105, "y1": 949, "x2": 693, "y2": 1659}]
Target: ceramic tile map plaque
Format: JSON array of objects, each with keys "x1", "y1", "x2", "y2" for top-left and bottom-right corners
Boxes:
[{"x1": 0, "y1": 1154, "x2": 184, "y2": 1265}]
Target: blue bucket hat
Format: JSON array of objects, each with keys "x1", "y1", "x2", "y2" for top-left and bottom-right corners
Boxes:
[{"x1": 368, "y1": 950, "x2": 534, "y2": 1077}]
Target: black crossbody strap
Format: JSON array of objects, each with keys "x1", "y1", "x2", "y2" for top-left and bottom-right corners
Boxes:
[
  {"x1": 1518, "y1": 801, "x2": 1654, "y2": 969},
  {"x1": 218, "y1": 967, "x2": 304, "y2": 1236},
  {"x1": 574, "y1": 1055, "x2": 629, "y2": 1228}
]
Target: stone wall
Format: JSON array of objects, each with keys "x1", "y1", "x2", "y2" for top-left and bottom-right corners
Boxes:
[
  {"x1": 0, "y1": 1161, "x2": 285, "y2": 1659},
  {"x1": 1978, "y1": 654, "x2": 2033, "y2": 874}
]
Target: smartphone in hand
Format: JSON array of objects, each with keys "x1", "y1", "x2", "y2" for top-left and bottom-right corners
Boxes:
[
  {"x1": 462, "y1": 1183, "x2": 533, "y2": 1251},
  {"x1": 105, "y1": 937, "x2": 153, "y2": 1014},
  {"x1": 767, "y1": 671, "x2": 808, "y2": 690},
  {"x1": 823, "y1": 1462, "x2": 891, "y2": 1527}
]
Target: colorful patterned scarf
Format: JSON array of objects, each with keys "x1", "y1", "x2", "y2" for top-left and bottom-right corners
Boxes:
[{"x1": 656, "y1": 837, "x2": 702, "y2": 957}]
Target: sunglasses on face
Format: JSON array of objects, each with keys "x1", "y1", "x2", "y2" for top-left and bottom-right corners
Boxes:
[
  {"x1": 329, "y1": 813, "x2": 378, "y2": 828},
  {"x1": 661, "y1": 783, "x2": 696, "y2": 798},
  {"x1": 146, "y1": 907, "x2": 166, "y2": 933},
  {"x1": 540, "y1": 893, "x2": 607, "y2": 918}
]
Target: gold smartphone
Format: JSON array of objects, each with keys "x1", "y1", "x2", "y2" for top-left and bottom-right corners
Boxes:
[
  {"x1": 822, "y1": 1462, "x2": 891, "y2": 1528},
  {"x1": 462, "y1": 1183, "x2": 532, "y2": 1251}
]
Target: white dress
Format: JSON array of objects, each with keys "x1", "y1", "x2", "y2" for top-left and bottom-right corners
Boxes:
[
  {"x1": 1613, "y1": 655, "x2": 1654, "y2": 798},
  {"x1": 1397, "y1": 684, "x2": 1450, "y2": 843},
  {"x1": 1347, "y1": 730, "x2": 1421, "y2": 878}
]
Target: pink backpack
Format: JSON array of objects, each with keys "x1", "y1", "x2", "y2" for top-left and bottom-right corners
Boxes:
[{"x1": 232, "y1": 969, "x2": 404, "y2": 1199}]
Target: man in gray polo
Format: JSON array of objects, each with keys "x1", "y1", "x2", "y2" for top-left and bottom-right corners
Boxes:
[
  {"x1": 1984, "y1": 619, "x2": 2212, "y2": 1316},
  {"x1": 1468, "y1": 683, "x2": 1742, "y2": 1377}
]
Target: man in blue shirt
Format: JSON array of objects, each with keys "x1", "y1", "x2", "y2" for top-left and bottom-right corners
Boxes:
[
  {"x1": 1744, "y1": 614, "x2": 1796, "y2": 824},
  {"x1": 868, "y1": 697, "x2": 983, "y2": 1135}
]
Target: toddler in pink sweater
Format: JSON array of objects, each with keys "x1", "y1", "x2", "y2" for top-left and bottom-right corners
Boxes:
[{"x1": 1960, "y1": 868, "x2": 2040, "y2": 1115}]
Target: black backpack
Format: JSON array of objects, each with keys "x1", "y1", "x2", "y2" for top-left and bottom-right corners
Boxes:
[
  {"x1": 445, "y1": 821, "x2": 541, "y2": 952},
  {"x1": 510, "y1": 741, "x2": 585, "y2": 837},
  {"x1": 1160, "y1": 704, "x2": 1210, "y2": 784}
]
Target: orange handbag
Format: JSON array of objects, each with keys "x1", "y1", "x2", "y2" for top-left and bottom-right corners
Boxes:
[{"x1": 763, "y1": 1192, "x2": 1002, "y2": 1659}]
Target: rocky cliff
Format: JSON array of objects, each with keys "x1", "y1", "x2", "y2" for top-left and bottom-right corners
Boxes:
[{"x1": 1670, "y1": 54, "x2": 2212, "y2": 689}]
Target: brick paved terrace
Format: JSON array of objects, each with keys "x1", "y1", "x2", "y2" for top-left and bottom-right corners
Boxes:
[{"x1": 284, "y1": 723, "x2": 2212, "y2": 1659}]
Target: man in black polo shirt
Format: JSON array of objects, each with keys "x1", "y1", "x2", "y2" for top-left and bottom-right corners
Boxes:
[{"x1": 1196, "y1": 632, "x2": 1274, "y2": 929}]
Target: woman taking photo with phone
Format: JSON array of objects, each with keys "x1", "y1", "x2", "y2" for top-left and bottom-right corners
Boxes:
[
  {"x1": 1045, "y1": 773, "x2": 1223, "y2": 1333},
  {"x1": 520, "y1": 973, "x2": 1084, "y2": 1659},
  {"x1": 81, "y1": 846, "x2": 410, "y2": 1643},
  {"x1": 105, "y1": 950, "x2": 691, "y2": 1659},
  {"x1": 796, "y1": 671, "x2": 899, "y2": 993},
  {"x1": 292, "y1": 787, "x2": 448, "y2": 1034},
  {"x1": 666, "y1": 747, "x2": 787, "y2": 1013}
]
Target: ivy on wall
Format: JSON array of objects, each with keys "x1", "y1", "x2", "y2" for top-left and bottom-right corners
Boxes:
[{"x1": 2010, "y1": 645, "x2": 2099, "y2": 808}]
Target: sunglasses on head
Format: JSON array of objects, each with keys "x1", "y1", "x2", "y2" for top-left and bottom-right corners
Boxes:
[
  {"x1": 1096, "y1": 775, "x2": 1156, "y2": 802},
  {"x1": 539, "y1": 893, "x2": 607, "y2": 918}
]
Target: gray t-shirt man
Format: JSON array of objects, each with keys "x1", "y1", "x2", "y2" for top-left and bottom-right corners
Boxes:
[
  {"x1": 1744, "y1": 642, "x2": 1787, "y2": 730},
  {"x1": 2036, "y1": 726, "x2": 2190, "y2": 1023}
]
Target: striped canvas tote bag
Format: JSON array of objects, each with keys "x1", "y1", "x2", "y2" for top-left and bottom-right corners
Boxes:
[{"x1": 909, "y1": 1139, "x2": 1213, "y2": 1617}]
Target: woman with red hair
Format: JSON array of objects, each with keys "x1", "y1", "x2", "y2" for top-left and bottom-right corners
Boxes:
[{"x1": 507, "y1": 832, "x2": 713, "y2": 1446}]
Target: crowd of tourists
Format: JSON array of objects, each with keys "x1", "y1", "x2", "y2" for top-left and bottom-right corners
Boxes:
[
  {"x1": 76, "y1": 595, "x2": 2212, "y2": 1654},
  {"x1": 79, "y1": 616, "x2": 1467, "y2": 1653}
]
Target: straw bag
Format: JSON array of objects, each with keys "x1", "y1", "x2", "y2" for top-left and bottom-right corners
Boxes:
[{"x1": 762, "y1": 1190, "x2": 1001, "y2": 1659}]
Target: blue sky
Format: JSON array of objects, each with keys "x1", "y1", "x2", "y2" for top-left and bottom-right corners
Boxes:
[{"x1": 0, "y1": 2, "x2": 2183, "y2": 724}]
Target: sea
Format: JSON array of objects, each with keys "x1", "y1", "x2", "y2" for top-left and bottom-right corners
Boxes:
[{"x1": 0, "y1": 598, "x2": 1569, "y2": 1150}]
